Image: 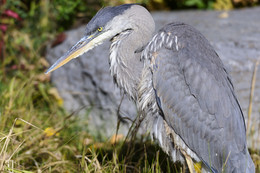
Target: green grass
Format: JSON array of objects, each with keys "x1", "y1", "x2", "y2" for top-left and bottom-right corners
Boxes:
[{"x1": 0, "y1": 81, "x2": 182, "y2": 172}]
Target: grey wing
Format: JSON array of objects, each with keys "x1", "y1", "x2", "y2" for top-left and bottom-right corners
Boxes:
[{"x1": 145, "y1": 23, "x2": 249, "y2": 172}]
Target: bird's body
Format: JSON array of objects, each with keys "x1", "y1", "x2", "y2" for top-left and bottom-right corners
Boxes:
[
  {"x1": 46, "y1": 4, "x2": 255, "y2": 172},
  {"x1": 139, "y1": 22, "x2": 254, "y2": 173}
]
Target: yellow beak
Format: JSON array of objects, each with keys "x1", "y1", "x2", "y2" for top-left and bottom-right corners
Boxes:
[{"x1": 45, "y1": 34, "x2": 95, "y2": 74}]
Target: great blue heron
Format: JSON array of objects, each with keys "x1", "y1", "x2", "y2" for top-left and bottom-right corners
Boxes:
[{"x1": 46, "y1": 4, "x2": 255, "y2": 173}]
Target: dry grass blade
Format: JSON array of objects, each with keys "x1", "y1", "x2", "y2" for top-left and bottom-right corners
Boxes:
[
  {"x1": 0, "y1": 129, "x2": 35, "y2": 140},
  {"x1": 41, "y1": 160, "x2": 70, "y2": 170},
  {"x1": 222, "y1": 151, "x2": 231, "y2": 173},
  {"x1": 0, "y1": 118, "x2": 43, "y2": 171},
  {"x1": 16, "y1": 118, "x2": 44, "y2": 132},
  {"x1": 247, "y1": 57, "x2": 260, "y2": 137},
  {"x1": 85, "y1": 155, "x2": 102, "y2": 171},
  {"x1": 0, "y1": 118, "x2": 17, "y2": 170},
  {"x1": 6, "y1": 140, "x2": 25, "y2": 163}
]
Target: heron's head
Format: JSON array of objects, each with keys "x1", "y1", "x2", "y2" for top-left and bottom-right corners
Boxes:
[{"x1": 46, "y1": 4, "x2": 153, "y2": 74}]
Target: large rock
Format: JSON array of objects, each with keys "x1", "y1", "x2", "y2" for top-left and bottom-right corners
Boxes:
[{"x1": 46, "y1": 7, "x2": 260, "y2": 147}]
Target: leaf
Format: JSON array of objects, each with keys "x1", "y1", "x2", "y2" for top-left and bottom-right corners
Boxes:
[
  {"x1": 3, "y1": 10, "x2": 22, "y2": 20},
  {"x1": 39, "y1": 58, "x2": 49, "y2": 67},
  {"x1": 51, "y1": 33, "x2": 67, "y2": 48},
  {"x1": 44, "y1": 127, "x2": 59, "y2": 137},
  {"x1": 48, "y1": 87, "x2": 63, "y2": 106},
  {"x1": 5, "y1": 167, "x2": 34, "y2": 173},
  {"x1": 36, "y1": 73, "x2": 50, "y2": 82},
  {"x1": 110, "y1": 134, "x2": 124, "y2": 144},
  {"x1": 194, "y1": 161, "x2": 202, "y2": 173},
  {"x1": 0, "y1": 24, "x2": 8, "y2": 32},
  {"x1": 185, "y1": 0, "x2": 205, "y2": 8},
  {"x1": 218, "y1": 12, "x2": 229, "y2": 19}
]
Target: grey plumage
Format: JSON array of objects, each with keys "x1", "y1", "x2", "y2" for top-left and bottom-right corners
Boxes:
[
  {"x1": 46, "y1": 4, "x2": 255, "y2": 173},
  {"x1": 140, "y1": 22, "x2": 254, "y2": 172},
  {"x1": 85, "y1": 4, "x2": 133, "y2": 35}
]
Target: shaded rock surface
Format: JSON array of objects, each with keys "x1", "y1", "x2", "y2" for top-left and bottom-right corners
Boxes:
[{"x1": 46, "y1": 7, "x2": 260, "y2": 148}]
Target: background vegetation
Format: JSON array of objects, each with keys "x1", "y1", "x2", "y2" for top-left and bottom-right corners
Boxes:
[{"x1": 0, "y1": 0, "x2": 259, "y2": 172}]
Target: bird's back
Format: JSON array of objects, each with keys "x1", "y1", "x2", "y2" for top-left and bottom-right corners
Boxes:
[{"x1": 139, "y1": 22, "x2": 255, "y2": 172}]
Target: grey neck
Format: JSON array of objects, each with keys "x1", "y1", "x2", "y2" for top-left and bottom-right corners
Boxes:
[
  {"x1": 109, "y1": 5, "x2": 155, "y2": 100},
  {"x1": 109, "y1": 29, "x2": 141, "y2": 100}
]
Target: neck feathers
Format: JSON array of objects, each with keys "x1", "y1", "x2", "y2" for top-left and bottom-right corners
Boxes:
[
  {"x1": 109, "y1": 5, "x2": 155, "y2": 100},
  {"x1": 109, "y1": 30, "x2": 139, "y2": 99}
]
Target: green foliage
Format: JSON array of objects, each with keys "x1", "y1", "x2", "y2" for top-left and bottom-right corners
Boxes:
[
  {"x1": 52, "y1": 0, "x2": 97, "y2": 31},
  {"x1": 53, "y1": 0, "x2": 80, "y2": 21},
  {"x1": 2, "y1": 0, "x2": 95, "y2": 34},
  {"x1": 184, "y1": 0, "x2": 215, "y2": 9},
  {"x1": 184, "y1": 0, "x2": 206, "y2": 8}
]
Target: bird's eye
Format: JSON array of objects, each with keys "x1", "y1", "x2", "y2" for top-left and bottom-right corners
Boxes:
[{"x1": 97, "y1": 27, "x2": 103, "y2": 32}]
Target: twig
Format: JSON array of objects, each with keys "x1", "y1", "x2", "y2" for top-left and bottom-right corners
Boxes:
[{"x1": 115, "y1": 94, "x2": 125, "y2": 146}]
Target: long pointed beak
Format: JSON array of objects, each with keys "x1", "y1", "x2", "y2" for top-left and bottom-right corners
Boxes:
[{"x1": 45, "y1": 34, "x2": 95, "y2": 74}]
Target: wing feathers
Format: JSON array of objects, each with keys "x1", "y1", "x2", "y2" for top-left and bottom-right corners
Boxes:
[{"x1": 143, "y1": 23, "x2": 250, "y2": 172}]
